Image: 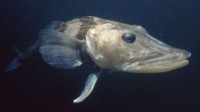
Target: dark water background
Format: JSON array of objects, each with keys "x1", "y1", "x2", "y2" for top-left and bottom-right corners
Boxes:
[{"x1": 0, "y1": 0, "x2": 200, "y2": 112}]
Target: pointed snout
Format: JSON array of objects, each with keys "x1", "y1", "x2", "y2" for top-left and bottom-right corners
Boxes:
[
  {"x1": 148, "y1": 36, "x2": 191, "y2": 61},
  {"x1": 174, "y1": 49, "x2": 191, "y2": 61},
  {"x1": 122, "y1": 37, "x2": 191, "y2": 73}
]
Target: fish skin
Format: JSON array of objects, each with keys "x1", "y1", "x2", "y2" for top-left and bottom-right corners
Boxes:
[
  {"x1": 5, "y1": 16, "x2": 191, "y2": 103},
  {"x1": 55, "y1": 16, "x2": 190, "y2": 73}
]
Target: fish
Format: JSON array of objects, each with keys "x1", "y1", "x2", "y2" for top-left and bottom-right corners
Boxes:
[{"x1": 5, "y1": 16, "x2": 191, "y2": 103}]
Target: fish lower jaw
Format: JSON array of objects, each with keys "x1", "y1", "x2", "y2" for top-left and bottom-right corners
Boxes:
[{"x1": 123, "y1": 59, "x2": 189, "y2": 73}]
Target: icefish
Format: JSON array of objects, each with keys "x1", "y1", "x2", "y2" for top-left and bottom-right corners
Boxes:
[{"x1": 5, "y1": 16, "x2": 191, "y2": 103}]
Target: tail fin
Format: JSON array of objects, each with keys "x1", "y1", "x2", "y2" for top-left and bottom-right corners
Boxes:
[
  {"x1": 4, "y1": 57, "x2": 21, "y2": 72},
  {"x1": 4, "y1": 46, "x2": 25, "y2": 72}
]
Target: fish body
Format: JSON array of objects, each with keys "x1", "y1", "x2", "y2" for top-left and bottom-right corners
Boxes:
[{"x1": 5, "y1": 16, "x2": 191, "y2": 103}]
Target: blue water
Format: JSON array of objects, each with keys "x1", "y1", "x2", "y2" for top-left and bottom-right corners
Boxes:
[{"x1": 1, "y1": 0, "x2": 200, "y2": 112}]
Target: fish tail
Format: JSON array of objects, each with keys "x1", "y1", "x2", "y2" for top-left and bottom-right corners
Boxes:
[
  {"x1": 4, "y1": 46, "x2": 26, "y2": 72},
  {"x1": 4, "y1": 46, "x2": 34, "y2": 72},
  {"x1": 4, "y1": 57, "x2": 21, "y2": 72}
]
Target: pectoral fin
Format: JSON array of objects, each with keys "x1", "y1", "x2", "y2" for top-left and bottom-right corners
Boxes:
[
  {"x1": 73, "y1": 72, "x2": 100, "y2": 103},
  {"x1": 39, "y1": 24, "x2": 83, "y2": 69}
]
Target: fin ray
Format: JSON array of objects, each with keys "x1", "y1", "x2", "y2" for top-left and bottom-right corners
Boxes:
[
  {"x1": 39, "y1": 25, "x2": 84, "y2": 69},
  {"x1": 39, "y1": 29, "x2": 82, "y2": 48},
  {"x1": 45, "y1": 21, "x2": 62, "y2": 30},
  {"x1": 4, "y1": 57, "x2": 21, "y2": 72},
  {"x1": 4, "y1": 47, "x2": 25, "y2": 72},
  {"x1": 39, "y1": 45, "x2": 82, "y2": 69},
  {"x1": 73, "y1": 73, "x2": 99, "y2": 103}
]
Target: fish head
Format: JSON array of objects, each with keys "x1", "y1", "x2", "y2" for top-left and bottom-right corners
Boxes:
[{"x1": 86, "y1": 22, "x2": 191, "y2": 73}]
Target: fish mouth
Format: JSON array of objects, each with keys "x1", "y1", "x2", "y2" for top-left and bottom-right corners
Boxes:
[{"x1": 123, "y1": 50, "x2": 191, "y2": 73}]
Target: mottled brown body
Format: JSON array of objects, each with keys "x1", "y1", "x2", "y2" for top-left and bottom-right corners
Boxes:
[
  {"x1": 48, "y1": 16, "x2": 191, "y2": 72},
  {"x1": 55, "y1": 16, "x2": 97, "y2": 40},
  {"x1": 5, "y1": 16, "x2": 191, "y2": 103}
]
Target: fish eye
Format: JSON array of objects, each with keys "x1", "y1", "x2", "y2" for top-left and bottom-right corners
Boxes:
[{"x1": 122, "y1": 33, "x2": 136, "y2": 43}]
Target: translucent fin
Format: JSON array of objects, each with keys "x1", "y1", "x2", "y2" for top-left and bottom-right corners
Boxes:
[
  {"x1": 73, "y1": 73, "x2": 99, "y2": 103},
  {"x1": 40, "y1": 45, "x2": 82, "y2": 69},
  {"x1": 4, "y1": 57, "x2": 21, "y2": 72},
  {"x1": 13, "y1": 45, "x2": 24, "y2": 58},
  {"x1": 45, "y1": 21, "x2": 62, "y2": 30},
  {"x1": 4, "y1": 47, "x2": 25, "y2": 72},
  {"x1": 39, "y1": 25, "x2": 84, "y2": 69},
  {"x1": 39, "y1": 29, "x2": 81, "y2": 48}
]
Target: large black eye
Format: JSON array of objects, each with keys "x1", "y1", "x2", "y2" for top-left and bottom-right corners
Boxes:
[{"x1": 122, "y1": 33, "x2": 136, "y2": 43}]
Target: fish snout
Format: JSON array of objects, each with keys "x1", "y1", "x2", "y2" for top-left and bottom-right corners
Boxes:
[
  {"x1": 122, "y1": 40, "x2": 191, "y2": 73},
  {"x1": 173, "y1": 49, "x2": 191, "y2": 61}
]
